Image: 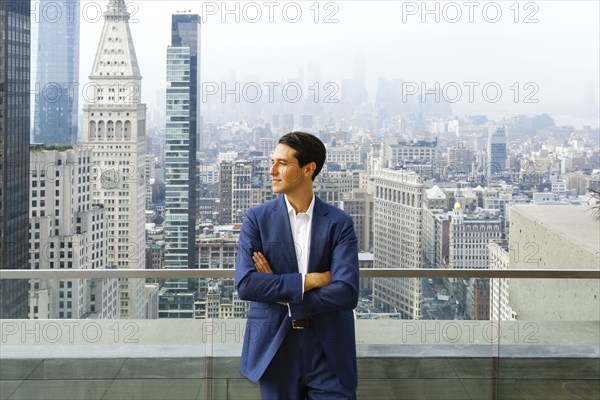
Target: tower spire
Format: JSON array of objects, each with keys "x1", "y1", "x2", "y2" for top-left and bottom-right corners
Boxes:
[
  {"x1": 106, "y1": 0, "x2": 129, "y2": 20},
  {"x1": 89, "y1": 0, "x2": 141, "y2": 80}
]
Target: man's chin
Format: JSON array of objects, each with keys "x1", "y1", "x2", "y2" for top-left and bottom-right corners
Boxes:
[{"x1": 272, "y1": 182, "x2": 284, "y2": 193}]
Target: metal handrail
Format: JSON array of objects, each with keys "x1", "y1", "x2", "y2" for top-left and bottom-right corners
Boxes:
[{"x1": 0, "y1": 268, "x2": 598, "y2": 279}]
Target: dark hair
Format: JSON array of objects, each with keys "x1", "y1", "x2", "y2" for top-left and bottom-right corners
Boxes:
[{"x1": 278, "y1": 131, "x2": 326, "y2": 181}]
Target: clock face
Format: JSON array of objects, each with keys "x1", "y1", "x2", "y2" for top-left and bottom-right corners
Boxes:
[{"x1": 100, "y1": 169, "x2": 119, "y2": 189}]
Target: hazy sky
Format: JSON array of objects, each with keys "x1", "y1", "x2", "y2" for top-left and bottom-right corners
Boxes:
[{"x1": 70, "y1": 0, "x2": 599, "y2": 124}]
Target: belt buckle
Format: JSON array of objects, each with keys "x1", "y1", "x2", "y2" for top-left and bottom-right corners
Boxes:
[{"x1": 292, "y1": 319, "x2": 305, "y2": 329}]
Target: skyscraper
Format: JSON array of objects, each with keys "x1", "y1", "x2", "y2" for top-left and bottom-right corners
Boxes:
[
  {"x1": 372, "y1": 169, "x2": 424, "y2": 319},
  {"x1": 0, "y1": 0, "x2": 31, "y2": 318},
  {"x1": 486, "y1": 127, "x2": 507, "y2": 180},
  {"x1": 33, "y1": 1, "x2": 80, "y2": 145},
  {"x1": 164, "y1": 13, "x2": 200, "y2": 269},
  {"x1": 81, "y1": 0, "x2": 148, "y2": 319}
]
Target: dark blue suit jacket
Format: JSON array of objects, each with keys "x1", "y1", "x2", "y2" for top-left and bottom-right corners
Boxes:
[{"x1": 235, "y1": 195, "x2": 359, "y2": 388}]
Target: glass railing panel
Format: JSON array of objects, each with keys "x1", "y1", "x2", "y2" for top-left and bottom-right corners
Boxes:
[{"x1": 1, "y1": 271, "x2": 598, "y2": 400}]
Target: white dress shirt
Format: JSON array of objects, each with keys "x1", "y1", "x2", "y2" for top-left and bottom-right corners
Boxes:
[{"x1": 284, "y1": 194, "x2": 315, "y2": 307}]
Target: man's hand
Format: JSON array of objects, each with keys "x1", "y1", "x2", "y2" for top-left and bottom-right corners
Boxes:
[
  {"x1": 253, "y1": 252, "x2": 273, "y2": 274},
  {"x1": 253, "y1": 252, "x2": 288, "y2": 306}
]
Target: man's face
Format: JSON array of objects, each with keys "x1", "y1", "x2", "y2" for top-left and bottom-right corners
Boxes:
[{"x1": 270, "y1": 143, "x2": 309, "y2": 194}]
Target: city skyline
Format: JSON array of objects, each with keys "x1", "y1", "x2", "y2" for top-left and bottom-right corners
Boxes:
[
  {"x1": 9, "y1": 0, "x2": 600, "y2": 324},
  {"x1": 69, "y1": 0, "x2": 598, "y2": 125}
]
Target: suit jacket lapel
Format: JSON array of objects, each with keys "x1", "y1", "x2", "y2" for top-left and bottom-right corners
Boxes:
[
  {"x1": 271, "y1": 195, "x2": 299, "y2": 273},
  {"x1": 309, "y1": 196, "x2": 329, "y2": 273}
]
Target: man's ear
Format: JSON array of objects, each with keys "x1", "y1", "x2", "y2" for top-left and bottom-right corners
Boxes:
[{"x1": 305, "y1": 162, "x2": 316, "y2": 177}]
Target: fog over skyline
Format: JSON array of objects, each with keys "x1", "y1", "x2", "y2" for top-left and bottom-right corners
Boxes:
[{"x1": 67, "y1": 0, "x2": 600, "y2": 126}]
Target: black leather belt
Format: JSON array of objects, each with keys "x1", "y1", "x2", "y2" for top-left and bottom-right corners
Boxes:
[{"x1": 291, "y1": 318, "x2": 313, "y2": 329}]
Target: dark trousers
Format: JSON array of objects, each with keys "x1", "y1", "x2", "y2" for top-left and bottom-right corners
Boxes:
[{"x1": 259, "y1": 326, "x2": 356, "y2": 400}]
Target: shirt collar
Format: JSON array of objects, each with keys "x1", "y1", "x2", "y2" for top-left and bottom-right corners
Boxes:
[{"x1": 284, "y1": 194, "x2": 315, "y2": 218}]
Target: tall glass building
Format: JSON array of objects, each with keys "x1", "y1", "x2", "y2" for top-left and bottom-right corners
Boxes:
[
  {"x1": 33, "y1": 0, "x2": 80, "y2": 145},
  {"x1": 164, "y1": 14, "x2": 200, "y2": 270},
  {"x1": 486, "y1": 126, "x2": 507, "y2": 179},
  {"x1": 0, "y1": 0, "x2": 31, "y2": 318}
]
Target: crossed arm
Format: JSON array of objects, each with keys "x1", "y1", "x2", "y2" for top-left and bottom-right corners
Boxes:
[
  {"x1": 252, "y1": 252, "x2": 332, "y2": 292},
  {"x1": 235, "y1": 208, "x2": 359, "y2": 318}
]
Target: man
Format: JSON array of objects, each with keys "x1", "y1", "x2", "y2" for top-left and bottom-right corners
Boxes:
[{"x1": 236, "y1": 132, "x2": 359, "y2": 399}]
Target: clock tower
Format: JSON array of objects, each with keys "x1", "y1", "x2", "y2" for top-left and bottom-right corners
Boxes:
[{"x1": 81, "y1": 0, "x2": 149, "y2": 319}]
